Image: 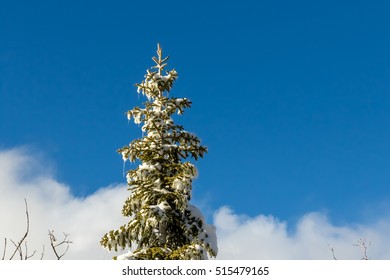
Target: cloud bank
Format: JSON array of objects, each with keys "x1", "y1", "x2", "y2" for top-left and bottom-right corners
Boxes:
[
  {"x1": 1, "y1": 147, "x2": 390, "y2": 259},
  {"x1": 0, "y1": 147, "x2": 128, "y2": 259},
  {"x1": 215, "y1": 207, "x2": 390, "y2": 259}
]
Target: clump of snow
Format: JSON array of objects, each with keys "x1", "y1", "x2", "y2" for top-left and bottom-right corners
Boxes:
[
  {"x1": 204, "y1": 224, "x2": 218, "y2": 255},
  {"x1": 172, "y1": 178, "x2": 185, "y2": 191},
  {"x1": 187, "y1": 203, "x2": 205, "y2": 222},
  {"x1": 116, "y1": 251, "x2": 134, "y2": 260},
  {"x1": 150, "y1": 201, "x2": 171, "y2": 217}
]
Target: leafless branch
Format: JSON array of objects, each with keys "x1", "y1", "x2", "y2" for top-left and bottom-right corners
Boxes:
[
  {"x1": 2, "y1": 238, "x2": 6, "y2": 260},
  {"x1": 40, "y1": 245, "x2": 45, "y2": 260},
  {"x1": 24, "y1": 242, "x2": 37, "y2": 260},
  {"x1": 328, "y1": 244, "x2": 337, "y2": 260},
  {"x1": 10, "y1": 239, "x2": 22, "y2": 260},
  {"x1": 9, "y1": 199, "x2": 30, "y2": 260},
  {"x1": 49, "y1": 230, "x2": 73, "y2": 260},
  {"x1": 2, "y1": 199, "x2": 71, "y2": 260},
  {"x1": 353, "y1": 238, "x2": 371, "y2": 260}
]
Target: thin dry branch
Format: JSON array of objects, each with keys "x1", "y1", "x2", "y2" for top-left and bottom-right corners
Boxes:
[
  {"x1": 24, "y1": 241, "x2": 36, "y2": 260},
  {"x1": 353, "y1": 238, "x2": 371, "y2": 260},
  {"x1": 40, "y1": 245, "x2": 45, "y2": 260},
  {"x1": 49, "y1": 230, "x2": 73, "y2": 260},
  {"x1": 2, "y1": 199, "x2": 71, "y2": 260},
  {"x1": 328, "y1": 244, "x2": 337, "y2": 260},
  {"x1": 9, "y1": 199, "x2": 30, "y2": 260},
  {"x1": 2, "y1": 238, "x2": 6, "y2": 260},
  {"x1": 10, "y1": 239, "x2": 22, "y2": 260}
]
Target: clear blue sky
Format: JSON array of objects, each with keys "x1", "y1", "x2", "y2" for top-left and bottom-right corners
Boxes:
[{"x1": 1, "y1": 0, "x2": 390, "y2": 225}]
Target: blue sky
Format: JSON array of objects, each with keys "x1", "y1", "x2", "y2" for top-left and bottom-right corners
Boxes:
[{"x1": 1, "y1": 0, "x2": 390, "y2": 232}]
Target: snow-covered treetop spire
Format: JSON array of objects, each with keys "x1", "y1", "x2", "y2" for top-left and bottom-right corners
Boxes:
[
  {"x1": 153, "y1": 43, "x2": 167, "y2": 75},
  {"x1": 136, "y1": 43, "x2": 178, "y2": 100}
]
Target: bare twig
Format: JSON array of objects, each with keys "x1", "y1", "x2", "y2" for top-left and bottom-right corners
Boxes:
[
  {"x1": 9, "y1": 199, "x2": 30, "y2": 260},
  {"x1": 49, "y1": 230, "x2": 72, "y2": 260},
  {"x1": 328, "y1": 244, "x2": 337, "y2": 260},
  {"x1": 24, "y1": 242, "x2": 36, "y2": 260},
  {"x1": 2, "y1": 238, "x2": 6, "y2": 260},
  {"x1": 10, "y1": 239, "x2": 22, "y2": 260},
  {"x1": 353, "y1": 238, "x2": 371, "y2": 260},
  {"x1": 40, "y1": 245, "x2": 45, "y2": 260},
  {"x1": 3, "y1": 199, "x2": 71, "y2": 260}
]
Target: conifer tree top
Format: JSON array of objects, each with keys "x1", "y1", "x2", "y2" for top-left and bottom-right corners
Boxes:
[
  {"x1": 101, "y1": 44, "x2": 217, "y2": 260},
  {"x1": 136, "y1": 43, "x2": 178, "y2": 100}
]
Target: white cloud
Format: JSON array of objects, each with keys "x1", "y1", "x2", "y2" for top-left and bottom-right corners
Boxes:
[
  {"x1": 214, "y1": 207, "x2": 390, "y2": 259},
  {"x1": 1, "y1": 147, "x2": 390, "y2": 260},
  {"x1": 0, "y1": 147, "x2": 128, "y2": 260}
]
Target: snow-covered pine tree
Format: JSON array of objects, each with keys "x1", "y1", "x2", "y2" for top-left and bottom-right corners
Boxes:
[{"x1": 101, "y1": 44, "x2": 217, "y2": 260}]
